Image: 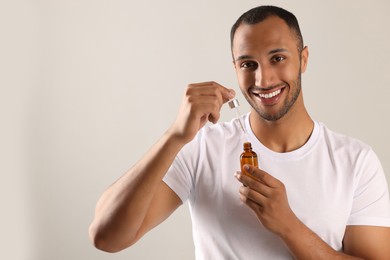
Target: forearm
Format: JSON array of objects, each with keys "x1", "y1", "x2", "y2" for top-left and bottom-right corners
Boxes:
[
  {"x1": 281, "y1": 218, "x2": 364, "y2": 260},
  {"x1": 89, "y1": 130, "x2": 185, "y2": 251}
]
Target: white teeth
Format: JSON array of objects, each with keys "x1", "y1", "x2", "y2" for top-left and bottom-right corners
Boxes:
[{"x1": 258, "y1": 89, "x2": 281, "y2": 99}]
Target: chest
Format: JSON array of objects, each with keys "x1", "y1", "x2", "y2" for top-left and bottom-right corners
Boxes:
[{"x1": 192, "y1": 152, "x2": 355, "y2": 250}]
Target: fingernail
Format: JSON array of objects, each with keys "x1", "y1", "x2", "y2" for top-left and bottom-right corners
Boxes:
[{"x1": 244, "y1": 165, "x2": 249, "y2": 171}]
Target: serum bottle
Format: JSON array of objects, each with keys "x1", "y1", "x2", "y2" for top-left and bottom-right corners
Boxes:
[
  {"x1": 228, "y1": 99, "x2": 259, "y2": 176},
  {"x1": 240, "y1": 142, "x2": 258, "y2": 176}
]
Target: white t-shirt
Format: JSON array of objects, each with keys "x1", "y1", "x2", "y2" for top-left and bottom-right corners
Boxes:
[{"x1": 163, "y1": 113, "x2": 390, "y2": 259}]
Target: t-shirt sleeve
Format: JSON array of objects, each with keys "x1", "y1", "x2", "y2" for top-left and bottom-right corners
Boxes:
[
  {"x1": 347, "y1": 149, "x2": 390, "y2": 226},
  {"x1": 163, "y1": 154, "x2": 193, "y2": 203},
  {"x1": 163, "y1": 131, "x2": 203, "y2": 203}
]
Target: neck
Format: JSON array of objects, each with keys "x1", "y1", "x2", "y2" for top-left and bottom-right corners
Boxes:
[{"x1": 249, "y1": 96, "x2": 314, "y2": 153}]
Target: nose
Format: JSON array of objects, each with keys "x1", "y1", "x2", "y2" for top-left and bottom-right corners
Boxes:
[{"x1": 255, "y1": 64, "x2": 275, "y2": 88}]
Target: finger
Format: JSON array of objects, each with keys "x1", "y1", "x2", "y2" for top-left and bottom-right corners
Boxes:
[
  {"x1": 239, "y1": 186, "x2": 265, "y2": 213},
  {"x1": 235, "y1": 171, "x2": 272, "y2": 198},
  {"x1": 243, "y1": 165, "x2": 280, "y2": 188},
  {"x1": 190, "y1": 85, "x2": 234, "y2": 123},
  {"x1": 223, "y1": 87, "x2": 236, "y2": 103},
  {"x1": 245, "y1": 197, "x2": 264, "y2": 215},
  {"x1": 184, "y1": 82, "x2": 235, "y2": 125},
  {"x1": 190, "y1": 81, "x2": 235, "y2": 102},
  {"x1": 186, "y1": 83, "x2": 225, "y2": 111},
  {"x1": 187, "y1": 96, "x2": 224, "y2": 124}
]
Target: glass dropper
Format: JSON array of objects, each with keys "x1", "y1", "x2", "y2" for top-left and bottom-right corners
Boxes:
[{"x1": 228, "y1": 99, "x2": 248, "y2": 140}]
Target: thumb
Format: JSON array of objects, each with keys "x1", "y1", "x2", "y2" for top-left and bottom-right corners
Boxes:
[{"x1": 222, "y1": 88, "x2": 236, "y2": 103}]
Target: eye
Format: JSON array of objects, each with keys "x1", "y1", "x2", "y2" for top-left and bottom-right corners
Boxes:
[
  {"x1": 272, "y1": 56, "x2": 285, "y2": 63},
  {"x1": 240, "y1": 61, "x2": 257, "y2": 70}
]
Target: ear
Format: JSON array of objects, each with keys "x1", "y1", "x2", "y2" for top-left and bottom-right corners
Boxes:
[{"x1": 300, "y1": 46, "x2": 309, "y2": 73}]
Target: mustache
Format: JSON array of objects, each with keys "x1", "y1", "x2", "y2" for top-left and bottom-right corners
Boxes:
[{"x1": 249, "y1": 82, "x2": 286, "y2": 92}]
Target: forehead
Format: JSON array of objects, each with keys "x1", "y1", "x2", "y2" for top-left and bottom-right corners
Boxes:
[{"x1": 232, "y1": 16, "x2": 297, "y2": 58}]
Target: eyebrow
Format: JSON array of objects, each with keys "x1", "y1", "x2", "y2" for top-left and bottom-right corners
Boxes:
[
  {"x1": 268, "y1": 48, "x2": 289, "y2": 54},
  {"x1": 234, "y1": 55, "x2": 253, "y2": 62},
  {"x1": 234, "y1": 48, "x2": 289, "y2": 62}
]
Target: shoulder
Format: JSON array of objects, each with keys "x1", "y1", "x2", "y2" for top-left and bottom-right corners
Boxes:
[
  {"x1": 318, "y1": 122, "x2": 373, "y2": 155},
  {"x1": 317, "y1": 122, "x2": 383, "y2": 178}
]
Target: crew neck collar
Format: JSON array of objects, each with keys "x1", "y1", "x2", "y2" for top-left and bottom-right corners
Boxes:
[{"x1": 243, "y1": 113, "x2": 321, "y2": 161}]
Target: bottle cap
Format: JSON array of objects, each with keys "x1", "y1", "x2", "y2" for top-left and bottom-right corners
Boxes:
[
  {"x1": 228, "y1": 99, "x2": 240, "y2": 109},
  {"x1": 243, "y1": 142, "x2": 252, "y2": 149}
]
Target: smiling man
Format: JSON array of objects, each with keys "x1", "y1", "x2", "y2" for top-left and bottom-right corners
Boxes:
[{"x1": 89, "y1": 6, "x2": 390, "y2": 259}]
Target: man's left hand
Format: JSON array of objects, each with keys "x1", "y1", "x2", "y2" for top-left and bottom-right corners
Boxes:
[{"x1": 235, "y1": 164, "x2": 299, "y2": 236}]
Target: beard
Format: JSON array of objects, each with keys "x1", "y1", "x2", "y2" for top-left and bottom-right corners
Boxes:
[{"x1": 242, "y1": 72, "x2": 302, "y2": 122}]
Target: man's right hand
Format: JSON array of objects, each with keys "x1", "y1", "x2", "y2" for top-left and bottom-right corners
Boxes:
[{"x1": 168, "y1": 81, "x2": 235, "y2": 144}]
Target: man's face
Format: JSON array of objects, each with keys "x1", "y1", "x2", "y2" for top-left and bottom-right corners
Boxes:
[{"x1": 232, "y1": 16, "x2": 308, "y2": 122}]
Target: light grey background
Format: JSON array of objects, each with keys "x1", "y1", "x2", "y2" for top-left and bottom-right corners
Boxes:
[{"x1": 1, "y1": 1, "x2": 389, "y2": 259}]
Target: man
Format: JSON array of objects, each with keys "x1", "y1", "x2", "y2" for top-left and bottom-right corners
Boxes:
[{"x1": 89, "y1": 6, "x2": 390, "y2": 259}]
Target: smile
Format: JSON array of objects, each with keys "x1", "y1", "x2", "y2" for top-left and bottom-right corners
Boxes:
[{"x1": 258, "y1": 89, "x2": 281, "y2": 99}]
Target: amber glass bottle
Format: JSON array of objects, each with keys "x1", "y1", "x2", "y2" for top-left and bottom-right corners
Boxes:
[{"x1": 240, "y1": 142, "x2": 258, "y2": 176}]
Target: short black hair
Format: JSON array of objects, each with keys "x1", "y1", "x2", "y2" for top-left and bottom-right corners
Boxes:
[{"x1": 230, "y1": 6, "x2": 304, "y2": 52}]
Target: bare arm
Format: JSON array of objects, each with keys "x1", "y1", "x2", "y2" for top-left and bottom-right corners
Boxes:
[
  {"x1": 343, "y1": 225, "x2": 390, "y2": 260},
  {"x1": 88, "y1": 132, "x2": 185, "y2": 252},
  {"x1": 236, "y1": 165, "x2": 390, "y2": 259},
  {"x1": 279, "y1": 223, "x2": 390, "y2": 259},
  {"x1": 89, "y1": 82, "x2": 235, "y2": 252}
]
